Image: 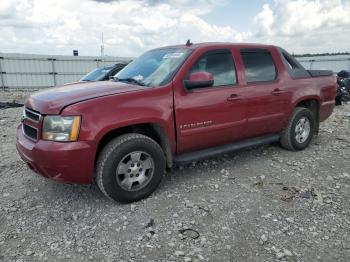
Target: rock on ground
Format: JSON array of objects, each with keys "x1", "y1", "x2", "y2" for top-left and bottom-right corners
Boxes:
[{"x1": 1, "y1": 92, "x2": 350, "y2": 261}]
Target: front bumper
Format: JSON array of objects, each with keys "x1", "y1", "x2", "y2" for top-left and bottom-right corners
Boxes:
[{"x1": 16, "y1": 124, "x2": 95, "y2": 184}]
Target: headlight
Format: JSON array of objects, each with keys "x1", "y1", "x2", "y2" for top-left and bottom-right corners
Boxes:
[{"x1": 42, "y1": 115, "x2": 81, "y2": 142}]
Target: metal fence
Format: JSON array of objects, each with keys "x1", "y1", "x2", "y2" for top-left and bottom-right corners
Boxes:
[
  {"x1": 297, "y1": 56, "x2": 350, "y2": 72},
  {"x1": 0, "y1": 52, "x2": 349, "y2": 91},
  {"x1": 0, "y1": 53, "x2": 132, "y2": 90}
]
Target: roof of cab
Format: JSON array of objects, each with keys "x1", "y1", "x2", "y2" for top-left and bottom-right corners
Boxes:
[{"x1": 152, "y1": 42, "x2": 277, "y2": 51}]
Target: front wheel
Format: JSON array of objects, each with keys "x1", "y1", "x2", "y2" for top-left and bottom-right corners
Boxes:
[
  {"x1": 280, "y1": 107, "x2": 315, "y2": 151},
  {"x1": 96, "y1": 133, "x2": 166, "y2": 203}
]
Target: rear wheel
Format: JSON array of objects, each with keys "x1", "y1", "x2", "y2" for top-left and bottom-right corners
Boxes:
[
  {"x1": 280, "y1": 107, "x2": 315, "y2": 151},
  {"x1": 96, "y1": 133, "x2": 166, "y2": 203}
]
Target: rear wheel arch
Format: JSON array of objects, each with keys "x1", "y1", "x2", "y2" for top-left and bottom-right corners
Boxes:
[
  {"x1": 280, "y1": 107, "x2": 315, "y2": 151},
  {"x1": 295, "y1": 98, "x2": 320, "y2": 133},
  {"x1": 296, "y1": 98, "x2": 319, "y2": 113}
]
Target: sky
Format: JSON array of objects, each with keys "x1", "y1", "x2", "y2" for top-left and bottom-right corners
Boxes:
[{"x1": 0, "y1": 0, "x2": 349, "y2": 57}]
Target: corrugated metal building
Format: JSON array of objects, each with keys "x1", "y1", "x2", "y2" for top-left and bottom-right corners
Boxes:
[{"x1": 0, "y1": 53, "x2": 132, "y2": 90}]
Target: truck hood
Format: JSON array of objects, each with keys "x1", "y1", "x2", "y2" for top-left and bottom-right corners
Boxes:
[{"x1": 26, "y1": 81, "x2": 147, "y2": 114}]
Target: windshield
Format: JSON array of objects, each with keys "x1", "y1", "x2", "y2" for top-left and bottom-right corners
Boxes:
[
  {"x1": 81, "y1": 67, "x2": 112, "y2": 81},
  {"x1": 115, "y1": 48, "x2": 191, "y2": 87}
]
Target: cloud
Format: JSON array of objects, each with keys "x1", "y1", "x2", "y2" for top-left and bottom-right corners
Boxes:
[
  {"x1": 0, "y1": 0, "x2": 244, "y2": 56},
  {"x1": 254, "y1": 0, "x2": 350, "y2": 53},
  {"x1": 0, "y1": 0, "x2": 349, "y2": 56}
]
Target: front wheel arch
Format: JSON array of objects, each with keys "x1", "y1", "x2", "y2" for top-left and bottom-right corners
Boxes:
[
  {"x1": 95, "y1": 133, "x2": 166, "y2": 203},
  {"x1": 94, "y1": 123, "x2": 173, "y2": 172}
]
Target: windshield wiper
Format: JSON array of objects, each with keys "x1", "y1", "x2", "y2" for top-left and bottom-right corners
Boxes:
[{"x1": 115, "y1": 77, "x2": 145, "y2": 86}]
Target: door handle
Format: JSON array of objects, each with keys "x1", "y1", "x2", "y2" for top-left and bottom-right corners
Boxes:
[
  {"x1": 271, "y1": 88, "x2": 286, "y2": 95},
  {"x1": 227, "y1": 94, "x2": 241, "y2": 102}
]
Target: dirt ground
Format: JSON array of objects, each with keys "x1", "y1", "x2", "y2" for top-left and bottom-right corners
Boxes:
[{"x1": 0, "y1": 91, "x2": 350, "y2": 262}]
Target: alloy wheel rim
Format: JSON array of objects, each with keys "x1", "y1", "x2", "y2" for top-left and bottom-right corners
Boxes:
[
  {"x1": 116, "y1": 151, "x2": 154, "y2": 191},
  {"x1": 295, "y1": 117, "x2": 311, "y2": 144}
]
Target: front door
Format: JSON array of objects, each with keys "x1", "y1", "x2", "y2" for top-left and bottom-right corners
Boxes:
[{"x1": 174, "y1": 49, "x2": 248, "y2": 154}]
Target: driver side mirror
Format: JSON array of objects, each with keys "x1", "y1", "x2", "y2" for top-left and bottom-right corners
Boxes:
[{"x1": 184, "y1": 71, "x2": 214, "y2": 90}]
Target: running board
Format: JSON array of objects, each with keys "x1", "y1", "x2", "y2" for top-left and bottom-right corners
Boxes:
[{"x1": 174, "y1": 134, "x2": 280, "y2": 165}]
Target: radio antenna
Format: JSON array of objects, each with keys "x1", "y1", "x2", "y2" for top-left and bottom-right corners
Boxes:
[{"x1": 186, "y1": 39, "x2": 192, "y2": 46}]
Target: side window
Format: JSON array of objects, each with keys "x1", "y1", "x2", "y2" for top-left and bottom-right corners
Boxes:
[
  {"x1": 241, "y1": 49, "x2": 277, "y2": 83},
  {"x1": 189, "y1": 51, "x2": 237, "y2": 87}
]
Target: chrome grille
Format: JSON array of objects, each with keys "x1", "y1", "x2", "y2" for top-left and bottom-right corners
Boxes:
[
  {"x1": 23, "y1": 124, "x2": 37, "y2": 140},
  {"x1": 22, "y1": 107, "x2": 41, "y2": 141},
  {"x1": 24, "y1": 107, "x2": 40, "y2": 122}
]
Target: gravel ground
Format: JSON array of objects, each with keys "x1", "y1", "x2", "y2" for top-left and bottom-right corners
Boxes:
[
  {"x1": 1, "y1": 92, "x2": 350, "y2": 262},
  {"x1": 0, "y1": 91, "x2": 32, "y2": 105}
]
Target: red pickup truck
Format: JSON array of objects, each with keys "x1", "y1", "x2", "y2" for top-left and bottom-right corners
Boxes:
[{"x1": 16, "y1": 42, "x2": 336, "y2": 202}]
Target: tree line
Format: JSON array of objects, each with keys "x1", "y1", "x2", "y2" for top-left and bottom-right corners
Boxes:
[{"x1": 293, "y1": 52, "x2": 350, "y2": 58}]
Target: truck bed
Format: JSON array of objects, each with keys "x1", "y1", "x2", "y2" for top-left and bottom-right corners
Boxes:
[{"x1": 308, "y1": 70, "x2": 333, "y2": 77}]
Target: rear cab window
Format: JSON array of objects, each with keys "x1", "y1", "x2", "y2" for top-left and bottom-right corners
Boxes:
[
  {"x1": 240, "y1": 49, "x2": 277, "y2": 83},
  {"x1": 189, "y1": 50, "x2": 237, "y2": 88}
]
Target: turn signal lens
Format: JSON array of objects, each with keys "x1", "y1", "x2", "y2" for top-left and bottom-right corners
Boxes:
[{"x1": 70, "y1": 116, "x2": 81, "y2": 141}]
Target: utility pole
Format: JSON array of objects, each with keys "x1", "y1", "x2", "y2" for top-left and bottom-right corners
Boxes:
[{"x1": 100, "y1": 32, "x2": 104, "y2": 61}]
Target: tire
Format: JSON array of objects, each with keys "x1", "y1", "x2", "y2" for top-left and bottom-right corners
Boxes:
[
  {"x1": 280, "y1": 107, "x2": 315, "y2": 151},
  {"x1": 96, "y1": 133, "x2": 166, "y2": 203}
]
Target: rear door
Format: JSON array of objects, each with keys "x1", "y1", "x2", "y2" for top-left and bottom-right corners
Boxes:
[
  {"x1": 174, "y1": 49, "x2": 248, "y2": 154},
  {"x1": 239, "y1": 48, "x2": 290, "y2": 137}
]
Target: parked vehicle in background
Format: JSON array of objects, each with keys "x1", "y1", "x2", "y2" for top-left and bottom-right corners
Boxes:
[
  {"x1": 80, "y1": 63, "x2": 128, "y2": 82},
  {"x1": 336, "y1": 70, "x2": 350, "y2": 105},
  {"x1": 16, "y1": 42, "x2": 337, "y2": 203}
]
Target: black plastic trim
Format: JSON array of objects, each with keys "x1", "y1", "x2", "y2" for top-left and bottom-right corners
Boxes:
[
  {"x1": 174, "y1": 134, "x2": 280, "y2": 164},
  {"x1": 277, "y1": 48, "x2": 310, "y2": 78}
]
